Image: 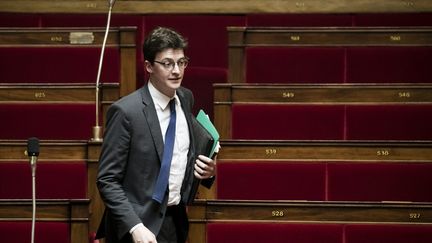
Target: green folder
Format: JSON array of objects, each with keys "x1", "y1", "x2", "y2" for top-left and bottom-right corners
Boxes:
[
  {"x1": 186, "y1": 109, "x2": 220, "y2": 204},
  {"x1": 195, "y1": 109, "x2": 219, "y2": 158}
]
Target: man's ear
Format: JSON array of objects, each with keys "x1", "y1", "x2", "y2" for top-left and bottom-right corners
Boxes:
[{"x1": 144, "y1": 60, "x2": 153, "y2": 74}]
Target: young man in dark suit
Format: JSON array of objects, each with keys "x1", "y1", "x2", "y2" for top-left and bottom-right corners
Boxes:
[{"x1": 96, "y1": 27, "x2": 217, "y2": 243}]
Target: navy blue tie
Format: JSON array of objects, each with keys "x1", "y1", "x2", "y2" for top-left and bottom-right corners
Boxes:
[{"x1": 153, "y1": 99, "x2": 177, "y2": 203}]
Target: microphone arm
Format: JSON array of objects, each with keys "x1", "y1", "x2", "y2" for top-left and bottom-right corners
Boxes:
[{"x1": 92, "y1": 0, "x2": 115, "y2": 141}]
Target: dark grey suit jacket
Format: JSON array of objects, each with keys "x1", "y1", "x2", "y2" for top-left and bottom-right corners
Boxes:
[{"x1": 96, "y1": 84, "x2": 212, "y2": 243}]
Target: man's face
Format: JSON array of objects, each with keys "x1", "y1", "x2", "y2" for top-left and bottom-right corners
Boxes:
[{"x1": 145, "y1": 48, "x2": 187, "y2": 97}]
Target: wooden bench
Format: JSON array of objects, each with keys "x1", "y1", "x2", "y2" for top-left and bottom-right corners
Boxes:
[
  {"x1": 0, "y1": 27, "x2": 136, "y2": 93},
  {"x1": 188, "y1": 199, "x2": 432, "y2": 243},
  {"x1": 0, "y1": 84, "x2": 119, "y2": 140},
  {"x1": 0, "y1": 199, "x2": 89, "y2": 243},
  {"x1": 0, "y1": 140, "x2": 103, "y2": 234},
  {"x1": 214, "y1": 83, "x2": 432, "y2": 140},
  {"x1": 0, "y1": 27, "x2": 136, "y2": 140},
  {"x1": 203, "y1": 140, "x2": 432, "y2": 202},
  {"x1": 228, "y1": 27, "x2": 432, "y2": 83}
]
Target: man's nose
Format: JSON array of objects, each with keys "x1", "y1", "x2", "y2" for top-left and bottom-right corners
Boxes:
[{"x1": 172, "y1": 63, "x2": 181, "y2": 74}]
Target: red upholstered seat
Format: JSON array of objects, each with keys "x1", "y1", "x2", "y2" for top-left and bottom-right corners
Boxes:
[
  {"x1": 144, "y1": 15, "x2": 246, "y2": 69},
  {"x1": 245, "y1": 47, "x2": 345, "y2": 83},
  {"x1": 207, "y1": 223, "x2": 343, "y2": 243},
  {"x1": 216, "y1": 162, "x2": 326, "y2": 200},
  {"x1": 327, "y1": 162, "x2": 432, "y2": 202},
  {"x1": 246, "y1": 14, "x2": 353, "y2": 27},
  {"x1": 243, "y1": 46, "x2": 432, "y2": 84},
  {"x1": 345, "y1": 224, "x2": 432, "y2": 243},
  {"x1": 346, "y1": 105, "x2": 432, "y2": 140},
  {"x1": 0, "y1": 13, "x2": 40, "y2": 27},
  {"x1": 183, "y1": 67, "x2": 227, "y2": 120},
  {"x1": 231, "y1": 104, "x2": 345, "y2": 140},
  {"x1": 346, "y1": 47, "x2": 432, "y2": 83},
  {"x1": 0, "y1": 103, "x2": 95, "y2": 140},
  {"x1": 0, "y1": 162, "x2": 87, "y2": 199},
  {"x1": 353, "y1": 13, "x2": 432, "y2": 26},
  {"x1": 0, "y1": 221, "x2": 70, "y2": 243},
  {"x1": 0, "y1": 47, "x2": 120, "y2": 83}
]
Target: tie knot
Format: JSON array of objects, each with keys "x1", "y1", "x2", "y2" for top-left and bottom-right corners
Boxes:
[{"x1": 169, "y1": 99, "x2": 176, "y2": 112}]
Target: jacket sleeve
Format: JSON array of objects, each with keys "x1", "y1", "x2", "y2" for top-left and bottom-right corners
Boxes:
[{"x1": 96, "y1": 104, "x2": 142, "y2": 239}]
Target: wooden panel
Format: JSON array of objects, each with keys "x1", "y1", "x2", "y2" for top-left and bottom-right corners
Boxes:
[
  {"x1": 87, "y1": 141, "x2": 104, "y2": 233},
  {"x1": 189, "y1": 200, "x2": 432, "y2": 224},
  {"x1": 234, "y1": 27, "x2": 432, "y2": 46},
  {"x1": 0, "y1": 27, "x2": 122, "y2": 46},
  {"x1": 214, "y1": 83, "x2": 432, "y2": 104},
  {"x1": 0, "y1": 0, "x2": 431, "y2": 14},
  {"x1": 0, "y1": 140, "x2": 88, "y2": 161},
  {"x1": 217, "y1": 140, "x2": 432, "y2": 162},
  {"x1": 0, "y1": 84, "x2": 118, "y2": 103}
]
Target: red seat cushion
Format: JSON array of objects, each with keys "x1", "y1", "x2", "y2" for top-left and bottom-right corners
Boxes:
[
  {"x1": 0, "y1": 221, "x2": 70, "y2": 243},
  {"x1": 217, "y1": 162, "x2": 326, "y2": 200},
  {"x1": 231, "y1": 104, "x2": 345, "y2": 140},
  {"x1": 207, "y1": 223, "x2": 343, "y2": 243},
  {"x1": 145, "y1": 15, "x2": 246, "y2": 69},
  {"x1": 183, "y1": 67, "x2": 227, "y2": 120},
  {"x1": 0, "y1": 162, "x2": 87, "y2": 199},
  {"x1": 0, "y1": 13, "x2": 40, "y2": 27},
  {"x1": 247, "y1": 14, "x2": 353, "y2": 27},
  {"x1": 345, "y1": 224, "x2": 432, "y2": 243},
  {"x1": 346, "y1": 47, "x2": 432, "y2": 83},
  {"x1": 0, "y1": 103, "x2": 95, "y2": 140},
  {"x1": 346, "y1": 105, "x2": 432, "y2": 140},
  {"x1": 353, "y1": 13, "x2": 432, "y2": 26},
  {"x1": 327, "y1": 162, "x2": 432, "y2": 202},
  {"x1": 0, "y1": 47, "x2": 119, "y2": 83},
  {"x1": 245, "y1": 47, "x2": 345, "y2": 83}
]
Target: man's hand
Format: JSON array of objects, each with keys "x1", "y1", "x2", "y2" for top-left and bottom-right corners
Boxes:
[
  {"x1": 131, "y1": 224, "x2": 157, "y2": 243},
  {"x1": 194, "y1": 154, "x2": 216, "y2": 179}
]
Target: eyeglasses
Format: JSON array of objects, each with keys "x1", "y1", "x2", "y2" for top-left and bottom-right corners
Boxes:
[{"x1": 153, "y1": 58, "x2": 189, "y2": 71}]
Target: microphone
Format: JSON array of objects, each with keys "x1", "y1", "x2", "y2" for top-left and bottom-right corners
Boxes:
[
  {"x1": 26, "y1": 137, "x2": 39, "y2": 243},
  {"x1": 27, "y1": 137, "x2": 39, "y2": 177}
]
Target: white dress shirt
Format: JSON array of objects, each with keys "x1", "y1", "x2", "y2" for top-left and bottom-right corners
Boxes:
[
  {"x1": 130, "y1": 82, "x2": 191, "y2": 234},
  {"x1": 148, "y1": 81, "x2": 190, "y2": 206}
]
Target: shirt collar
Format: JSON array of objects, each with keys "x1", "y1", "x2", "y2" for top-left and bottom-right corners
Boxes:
[{"x1": 148, "y1": 81, "x2": 179, "y2": 111}]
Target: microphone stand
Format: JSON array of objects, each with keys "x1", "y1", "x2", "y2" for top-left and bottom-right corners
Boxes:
[
  {"x1": 92, "y1": 0, "x2": 115, "y2": 141},
  {"x1": 26, "y1": 137, "x2": 39, "y2": 243},
  {"x1": 31, "y1": 157, "x2": 36, "y2": 243}
]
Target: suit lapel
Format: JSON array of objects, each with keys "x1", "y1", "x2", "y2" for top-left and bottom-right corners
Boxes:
[
  {"x1": 177, "y1": 88, "x2": 197, "y2": 203},
  {"x1": 141, "y1": 84, "x2": 195, "y2": 194},
  {"x1": 141, "y1": 84, "x2": 164, "y2": 162}
]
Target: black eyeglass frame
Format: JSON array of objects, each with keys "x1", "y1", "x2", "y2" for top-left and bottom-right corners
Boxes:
[{"x1": 153, "y1": 57, "x2": 189, "y2": 71}]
